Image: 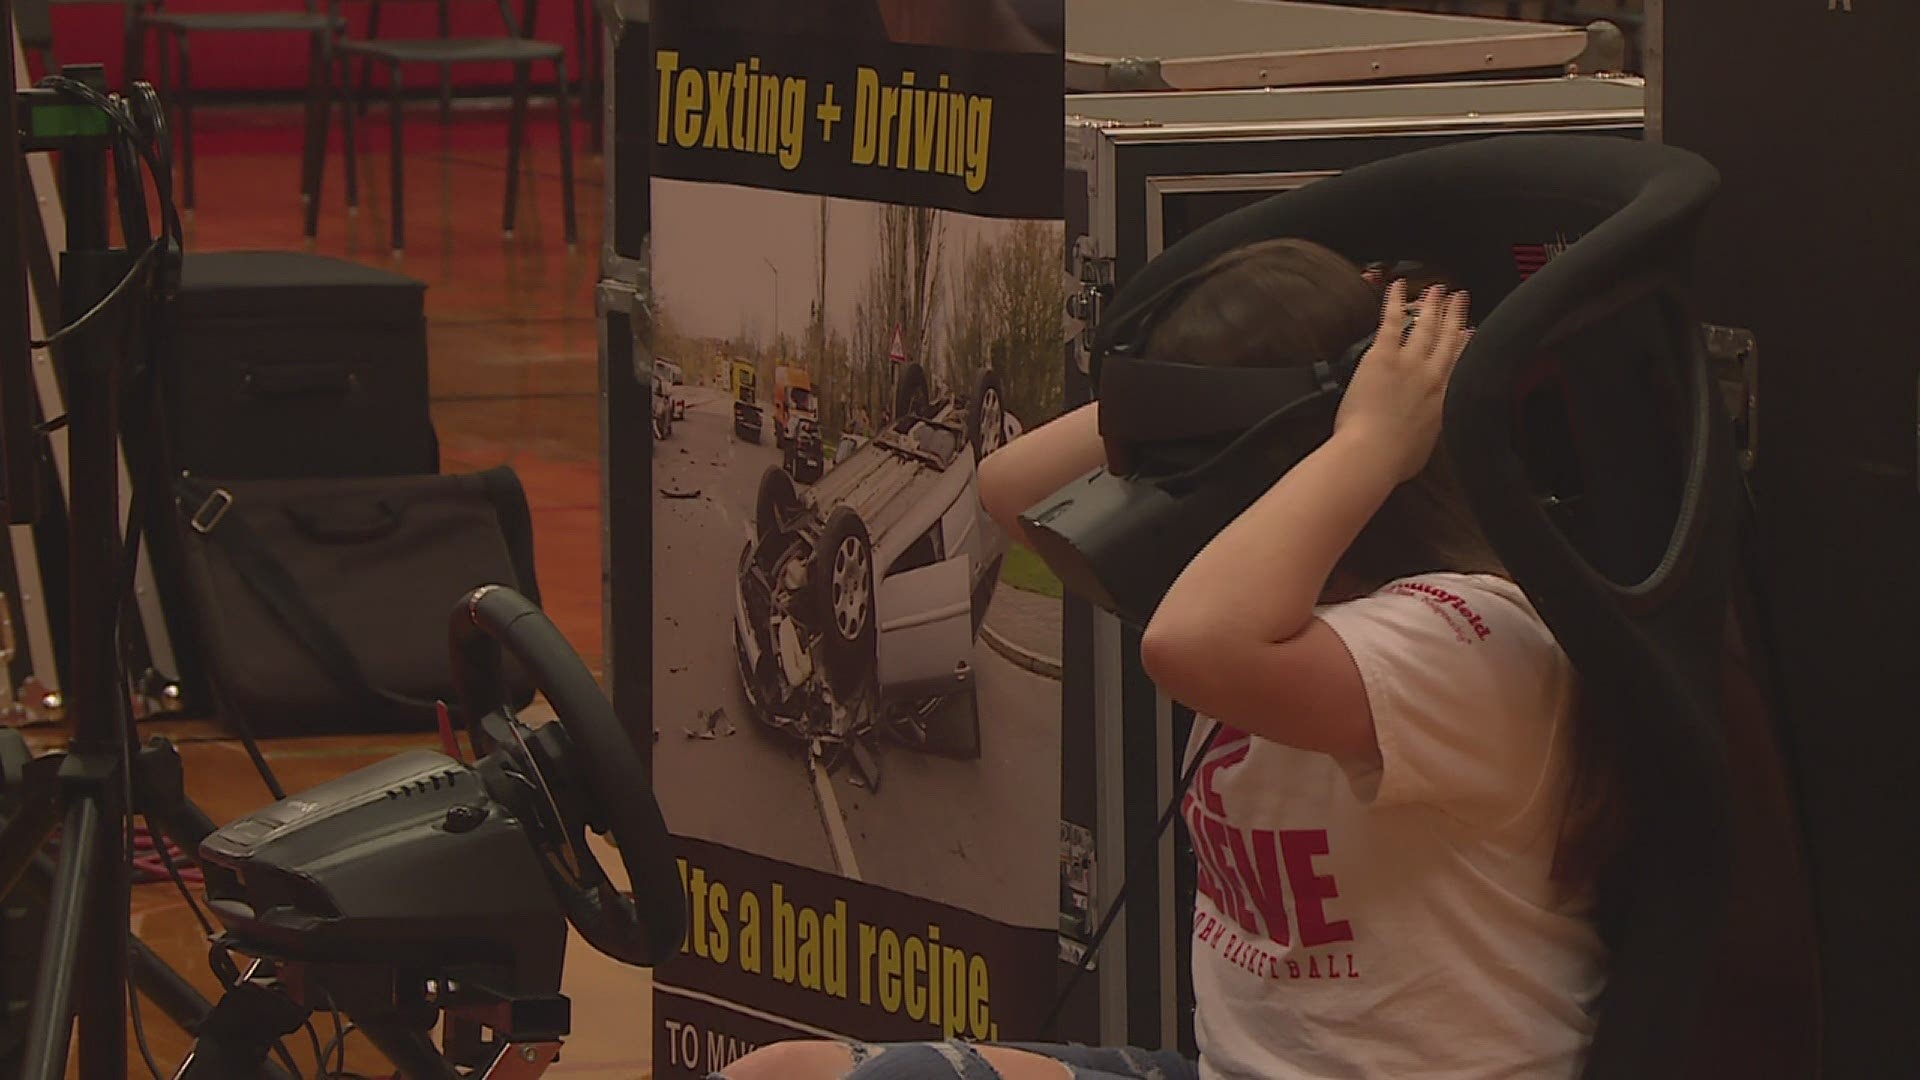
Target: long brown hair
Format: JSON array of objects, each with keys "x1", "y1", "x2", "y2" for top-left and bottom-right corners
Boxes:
[{"x1": 1142, "y1": 238, "x2": 1620, "y2": 897}]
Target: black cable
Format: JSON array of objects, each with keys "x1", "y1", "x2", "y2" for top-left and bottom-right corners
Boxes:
[
  {"x1": 128, "y1": 963, "x2": 168, "y2": 1080},
  {"x1": 98, "y1": 242, "x2": 218, "y2": 940},
  {"x1": 317, "y1": 1002, "x2": 352, "y2": 1080},
  {"x1": 71, "y1": 90, "x2": 298, "y2": 808},
  {"x1": 122, "y1": 706, "x2": 167, "y2": 1080},
  {"x1": 110, "y1": 375, "x2": 218, "y2": 940},
  {"x1": 98, "y1": 255, "x2": 176, "y2": 1080},
  {"x1": 37, "y1": 75, "x2": 184, "y2": 251},
  {"x1": 1042, "y1": 718, "x2": 1223, "y2": 1034},
  {"x1": 74, "y1": 135, "x2": 248, "y2": 1080},
  {"x1": 58, "y1": 73, "x2": 290, "y2": 804},
  {"x1": 301, "y1": 1015, "x2": 329, "y2": 1080},
  {"x1": 148, "y1": 812, "x2": 215, "y2": 935},
  {"x1": 201, "y1": 942, "x2": 305, "y2": 1080},
  {"x1": 28, "y1": 238, "x2": 161, "y2": 349},
  {"x1": 83, "y1": 242, "x2": 166, "y2": 1080},
  {"x1": 21, "y1": 78, "x2": 182, "y2": 355},
  {"x1": 332, "y1": 1011, "x2": 347, "y2": 1078}
]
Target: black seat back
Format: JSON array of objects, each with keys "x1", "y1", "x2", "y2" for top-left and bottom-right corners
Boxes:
[{"x1": 1093, "y1": 134, "x2": 1819, "y2": 1080}]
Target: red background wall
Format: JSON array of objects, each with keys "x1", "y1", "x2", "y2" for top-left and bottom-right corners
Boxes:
[{"x1": 47, "y1": 0, "x2": 592, "y2": 95}]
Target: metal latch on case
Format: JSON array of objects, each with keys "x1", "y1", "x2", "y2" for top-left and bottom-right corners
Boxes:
[{"x1": 1067, "y1": 242, "x2": 1115, "y2": 374}]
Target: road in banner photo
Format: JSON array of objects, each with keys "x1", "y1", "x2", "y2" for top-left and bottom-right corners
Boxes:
[{"x1": 649, "y1": 180, "x2": 1067, "y2": 931}]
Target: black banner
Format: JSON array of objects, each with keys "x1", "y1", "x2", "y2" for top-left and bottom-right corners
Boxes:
[
  {"x1": 648, "y1": 23, "x2": 1062, "y2": 220},
  {"x1": 654, "y1": 838, "x2": 1056, "y2": 1076},
  {"x1": 645, "y1": 2, "x2": 1067, "y2": 1070}
]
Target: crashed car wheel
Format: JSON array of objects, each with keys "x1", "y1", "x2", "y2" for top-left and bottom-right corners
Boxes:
[
  {"x1": 813, "y1": 506, "x2": 876, "y2": 694},
  {"x1": 968, "y1": 368, "x2": 1007, "y2": 463},
  {"x1": 755, "y1": 467, "x2": 803, "y2": 571},
  {"x1": 893, "y1": 362, "x2": 931, "y2": 423}
]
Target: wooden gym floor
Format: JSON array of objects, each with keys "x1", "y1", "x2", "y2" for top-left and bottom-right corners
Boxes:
[{"x1": 21, "y1": 101, "x2": 656, "y2": 1078}]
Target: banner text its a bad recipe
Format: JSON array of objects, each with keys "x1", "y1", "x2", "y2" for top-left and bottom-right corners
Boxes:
[{"x1": 680, "y1": 857, "x2": 1003, "y2": 1042}]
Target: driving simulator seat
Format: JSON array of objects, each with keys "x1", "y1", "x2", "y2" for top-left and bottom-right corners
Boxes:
[{"x1": 1088, "y1": 135, "x2": 1821, "y2": 1080}]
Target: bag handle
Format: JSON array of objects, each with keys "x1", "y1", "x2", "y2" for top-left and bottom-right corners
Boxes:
[
  {"x1": 283, "y1": 498, "x2": 404, "y2": 544},
  {"x1": 244, "y1": 362, "x2": 357, "y2": 400},
  {"x1": 179, "y1": 477, "x2": 438, "y2": 716}
]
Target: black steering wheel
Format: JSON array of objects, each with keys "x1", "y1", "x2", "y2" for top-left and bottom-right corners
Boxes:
[{"x1": 446, "y1": 585, "x2": 684, "y2": 967}]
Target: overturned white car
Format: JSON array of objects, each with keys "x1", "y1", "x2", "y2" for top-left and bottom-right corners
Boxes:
[{"x1": 733, "y1": 364, "x2": 1021, "y2": 766}]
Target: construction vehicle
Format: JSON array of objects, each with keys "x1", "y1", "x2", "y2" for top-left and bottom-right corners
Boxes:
[{"x1": 731, "y1": 358, "x2": 762, "y2": 442}]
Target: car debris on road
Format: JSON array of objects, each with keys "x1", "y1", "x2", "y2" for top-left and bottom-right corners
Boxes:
[
  {"x1": 684, "y1": 707, "x2": 738, "y2": 740},
  {"x1": 731, "y1": 362, "x2": 1024, "y2": 785}
]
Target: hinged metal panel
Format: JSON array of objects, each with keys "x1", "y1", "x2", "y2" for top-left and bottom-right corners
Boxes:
[{"x1": 1064, "y1": 0, "x2": 1593, "y2": 93}]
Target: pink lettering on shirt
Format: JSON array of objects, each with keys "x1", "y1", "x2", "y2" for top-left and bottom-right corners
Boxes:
[
  {"x1": 1200, "y1": 815, "x2": 1259, "y2": 931},
  {"x1": 1387, "y1": 581, "x2": 1494, "y2": 642},
  {"x1": 1233, "y1": 827, "x2": 1291, "y2": 946},
  {"x1": 1195, "y1": 728, "x2": 1251, "y2": 816},
  {"x1": 1182, "y1": 724, "x2": 1361, "y2": 980},
  {"x1": 1280, "y1": 829, "x2": 1353, "y2": 947},
  {"x1": 1184, "y1": 805, "x2": 1352, "y2": 951}
]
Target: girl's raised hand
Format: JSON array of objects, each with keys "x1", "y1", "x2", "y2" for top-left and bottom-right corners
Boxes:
[{"x1": 1333, "y1": 278, "x2": 1473, "y2": 484}]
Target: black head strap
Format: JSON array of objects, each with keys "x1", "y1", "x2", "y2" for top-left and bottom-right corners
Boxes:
[
  {"x1": 1094, "y1": 252, "x2": 1428, "y2": 452},
  {"x1": 1098, "y1": 319, "x2": 1379, "y2": 451}
]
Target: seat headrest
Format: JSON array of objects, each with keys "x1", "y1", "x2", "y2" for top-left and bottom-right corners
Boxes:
[{"x1": 1093, "y1": 134, "x2": 1719, "y2": 380}]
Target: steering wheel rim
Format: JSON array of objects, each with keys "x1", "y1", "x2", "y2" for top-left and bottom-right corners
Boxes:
[{"x1": 448, "y1": 585, "x2": 685, "y2": 967}]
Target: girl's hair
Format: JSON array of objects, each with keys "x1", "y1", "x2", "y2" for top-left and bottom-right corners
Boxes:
[{"x1": 1141, "y1": 237, "x2": 1621, "y2": 897}]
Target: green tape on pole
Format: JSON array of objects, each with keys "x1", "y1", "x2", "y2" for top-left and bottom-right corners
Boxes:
[{"x1": 29, "y1": 103, "x2": 111, "y2": 139}]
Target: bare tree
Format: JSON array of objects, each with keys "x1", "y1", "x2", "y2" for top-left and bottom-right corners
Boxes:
[
  {"x1": 944, "y1": 220, "x2": 1066, "y2": 426},
  {"x1": 859, "y1": 204, "x2": 947, "y2": 416},
  {"x1": 810, "y1": 198, "x2": 830, "y2": 367}
]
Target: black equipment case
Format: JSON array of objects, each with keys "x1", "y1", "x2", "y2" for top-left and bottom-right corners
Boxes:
[
  {"x1": 1658, "y1": 2, "x2": 1920, "y2": 1075},
  {"x1": 162, "y1": 251, "x2": 439, "y2": 481}
]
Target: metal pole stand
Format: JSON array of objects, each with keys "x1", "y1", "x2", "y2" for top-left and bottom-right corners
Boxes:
[{"x1": 0, "y1": 61, "x2": 171, "y2": 1080}]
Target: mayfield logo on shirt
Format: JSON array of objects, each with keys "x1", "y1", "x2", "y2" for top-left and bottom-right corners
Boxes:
[
  {"x1": 1182, "y1": 727, "x2": 1361, "y2": 983},
  {"x1": 1387, "y1": 580, "x2": 1492, "y2": 645}
]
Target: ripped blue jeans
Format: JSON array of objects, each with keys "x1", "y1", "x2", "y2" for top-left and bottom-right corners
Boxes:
[{"x1": 708, "y1": 1040, "x2": 1199, "y2": 1079}]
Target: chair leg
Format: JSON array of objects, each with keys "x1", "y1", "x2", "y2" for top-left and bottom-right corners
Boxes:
[
  {"x1": 587, "y1": 5, "x2": 604, "y2": 154},
  {"x1": 177, "y1": 34, "x2": 195, "y2": 211},
  {"x1": 299, "y1": 34, "x2": 326, "y2": 206},
  {"x1": 503, "y1": 61, "x2": 529, "y2": 237},
  {"x1": 555, "y1": 59, "x2": 577, "y2": 248},
  {"x1": 338, "y1": 53, "x2": 360, "y2": 212},
  {"x1": 389, "y1": 65, "x2": 406, "y2": 253},
  {"x1": 123, "y1": 16, "x2": 145, "y2": 84},
  {"x1": 155, "y1": 27, "x2": 173, "y2": 142},
  {"x1": 303, "y1": 38, "x2": 334, "y2": 239},
  {"x1": 436, "y1": 0, "x2": 453, "y2": 125},
  {"x1": 357, "y1": 0, "x2": 382, "y2": 117},
  {"x1": 573, "y1": 0, "x2": 589, "y2": 122}
]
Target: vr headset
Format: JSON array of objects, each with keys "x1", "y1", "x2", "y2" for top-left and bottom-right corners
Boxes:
[{"x1": 1019, "y1": 261, "x2": 1429, "y2": 629}]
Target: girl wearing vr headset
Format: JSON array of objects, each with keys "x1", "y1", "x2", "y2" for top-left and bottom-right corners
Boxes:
[{"x1": 720, "y1": 241, "x2": 1614, "y2": 1079}]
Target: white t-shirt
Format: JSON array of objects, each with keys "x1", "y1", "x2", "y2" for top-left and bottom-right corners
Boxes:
[{"x1": 1184, "y1": 573, "x2": 1605, "y2": 1080}]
